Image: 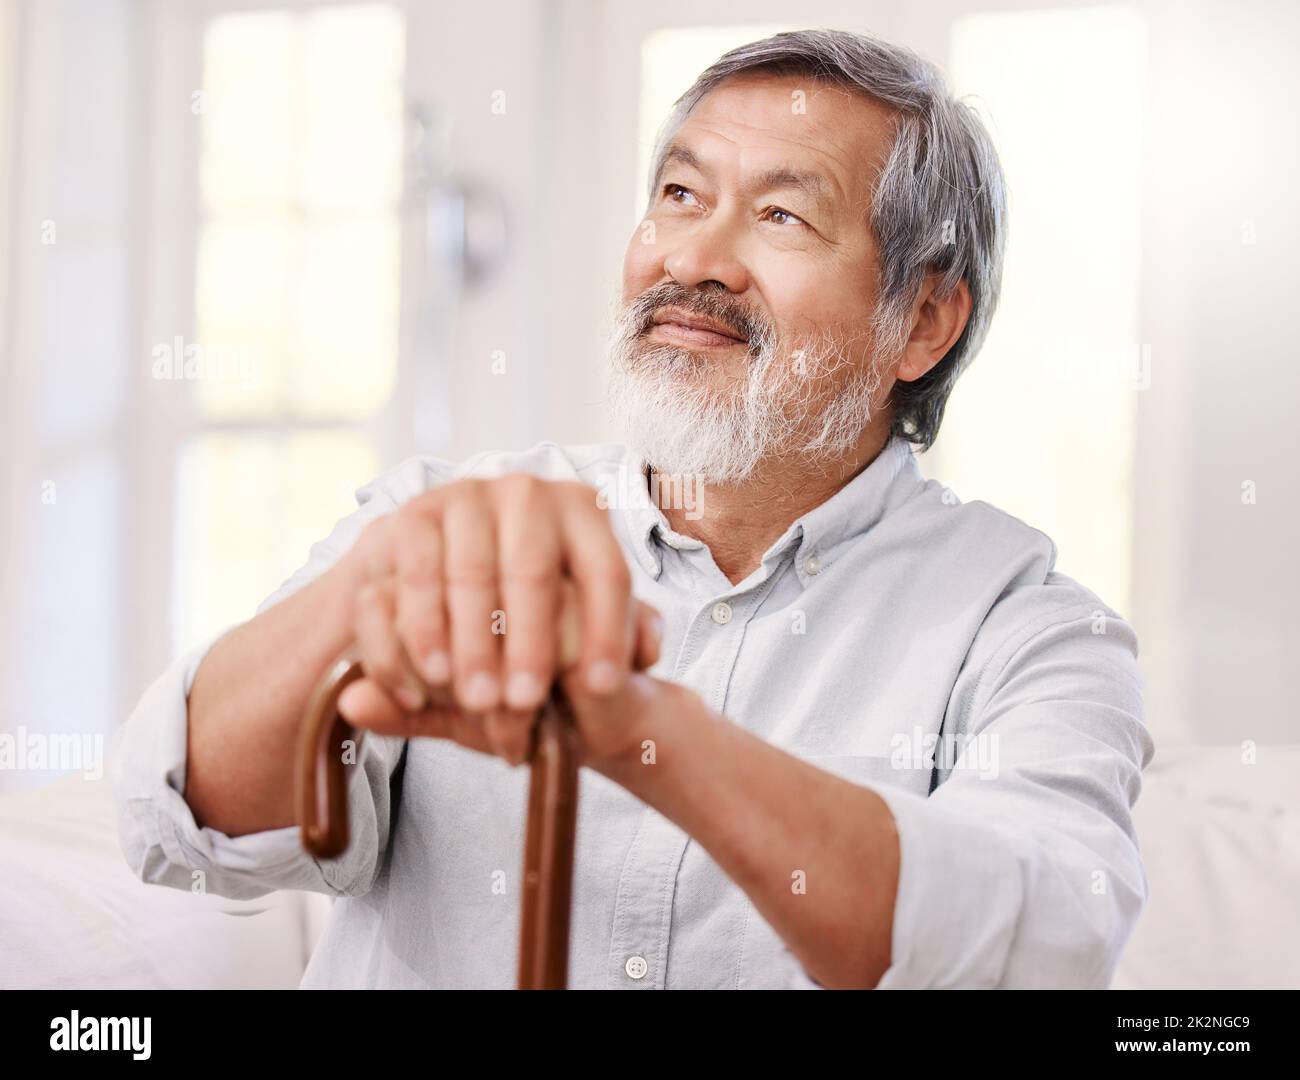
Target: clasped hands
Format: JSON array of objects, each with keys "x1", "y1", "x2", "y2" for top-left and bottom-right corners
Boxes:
[{"x1": 335, "y1": 475, "x2": 675, "y2": 767}]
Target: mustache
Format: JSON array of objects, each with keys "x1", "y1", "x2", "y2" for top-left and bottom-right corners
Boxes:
[{"x1": 624, "y1": 283, "x2": 772, "y2": 351}]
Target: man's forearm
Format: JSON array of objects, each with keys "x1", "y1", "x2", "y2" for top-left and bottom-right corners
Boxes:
[
  {"x1": 592, "y1": 687, "x2": 900, "y2": 989},
  {"x1": 184, "y1": 552, "x2": 366, "y2": 837}
]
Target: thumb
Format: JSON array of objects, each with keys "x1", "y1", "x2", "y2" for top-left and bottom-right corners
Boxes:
[
  {"x1": 631, "y1": 602, "x2": 664, "y2": 672},
  {"x1": 555, "y1": 579, "x2": 661, "y2": 674}
]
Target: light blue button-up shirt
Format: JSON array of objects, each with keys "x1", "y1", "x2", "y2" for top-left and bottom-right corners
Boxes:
[{"x1": 111, "y1": 435, "x2": 1154, "y2": 988}]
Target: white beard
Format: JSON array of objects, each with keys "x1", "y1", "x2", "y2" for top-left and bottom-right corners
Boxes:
[{"x1": 605, "y1": 310, "x2": 884, "y2": 486}]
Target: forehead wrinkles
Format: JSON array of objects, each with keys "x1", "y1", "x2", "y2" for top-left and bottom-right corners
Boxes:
[
  {"x1": 681, "y1": 81, "x2": 888, "y2": 211},
  {"x1": 674, "y1": 121, "x2": 855, "y2": 210}
]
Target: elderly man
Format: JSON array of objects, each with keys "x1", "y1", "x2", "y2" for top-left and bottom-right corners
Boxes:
[{"x1": 112, "y1": 28, "x2": 1153, "y2": 989}]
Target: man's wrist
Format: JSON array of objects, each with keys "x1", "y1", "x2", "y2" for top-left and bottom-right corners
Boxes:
[{"x1": 588, "y1": 677, "x2": 703, "y2": 793}]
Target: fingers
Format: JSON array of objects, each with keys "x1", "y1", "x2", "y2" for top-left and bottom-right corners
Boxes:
[
  {"x1": 337, "y1": 677, "x2": 489, "y2": 748},
  {"x1": 441, "y1": 482, "x2": 503, "y2": 713},
  {"x1": 339, "y1": 676, "x2": 429, "y2": 735},
  {"x1": 556, "y1": 578, "x2": 583, "y2": 670},
  {"x1": 492, "y1": 476, "x2": 563, "y2": 712},
  {"x1": 632, "y1": 601, "x2": 664, "y2": 671},
  {"x1": 555, "y1": 483, "x2": 634, "y2": 695},
  {"x1": 393, "y1": 503, "x2": 451, "y2": 687},
  {"x1": 353, "y1": 579, "x2": 428, "y2": 714},
  {"x1": 340, "y1": 474, "x2": 648, "y2": 767}
]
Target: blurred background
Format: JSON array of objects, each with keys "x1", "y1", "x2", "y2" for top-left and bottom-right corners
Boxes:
[{"x1": 1, "y1": 0, "x2": 1297, "y2": 784}]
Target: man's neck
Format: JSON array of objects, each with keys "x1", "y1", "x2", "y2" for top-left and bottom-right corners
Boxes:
[{"x1": 656, "y1": 423, "x2": 894, "y2": 585}]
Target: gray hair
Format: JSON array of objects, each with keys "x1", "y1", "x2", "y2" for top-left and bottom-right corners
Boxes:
[{"x1": 646, "y1": 28, "x2": 1007, "y2": 452}]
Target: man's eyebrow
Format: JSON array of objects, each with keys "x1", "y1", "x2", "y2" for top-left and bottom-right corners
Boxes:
[
  {"x1": 653, "y1": 142, "x2": 702, "y2": 188},
  {"x1": 749, "y1": 166, "x2": 832, "y2": 208},
  {"x1": 653, "y1": 141, "x2": 835, "y2": 213}
]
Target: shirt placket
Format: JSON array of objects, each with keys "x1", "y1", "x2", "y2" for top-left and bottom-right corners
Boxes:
[{"x1": 605, "y1": 549, "x2": 781, "y2": 988}]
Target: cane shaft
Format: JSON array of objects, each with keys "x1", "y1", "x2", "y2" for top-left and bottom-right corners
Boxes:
[
  {"x1": 517, "y1": 693, "x2": 580, "y2": 990},
  {"x1": 296, "y1": 653, "x2": 580, "y2": 989}
]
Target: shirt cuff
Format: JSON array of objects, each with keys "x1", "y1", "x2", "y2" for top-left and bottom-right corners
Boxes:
[
  {"x1": 110, "y1": 631, "x2": 382, "y2": 900},
  {"x1": 870, "y1": 784, "x2": 1032, "y2": 989}
]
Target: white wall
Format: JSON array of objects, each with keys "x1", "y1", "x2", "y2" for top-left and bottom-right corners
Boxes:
[
  {"x1": 402, "y1": 0, "x2": 554, "y2": 462},
  {"x1": 1129, "y1": 0, "x2": 1300, "y2": 746},
  {"x1": 1, "y1": 0, "x2": 143, "y2": 788}
]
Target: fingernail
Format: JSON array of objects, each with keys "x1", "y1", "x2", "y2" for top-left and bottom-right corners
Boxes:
[
  {"x1": 505, "y1": 671, "x2": 544, "y2": 709},
  {"x1": 586, "y1": 659, "x2": 621, "y2": 694},
  {"x1": 337, "y1": 682, "x2": 362, "y2": 717},
  {"x1": 396, "y1": 685, "x2": 425, "y2": 712},
  {"x1": 461, "y1": 671, "x2": 499, "y2": 711},
  {"x1": 421, "y1": 650, "x2": 451, "y2": 684},
  {"x1": 651, "y1": 614, "x2": 665, "y2": 641}
]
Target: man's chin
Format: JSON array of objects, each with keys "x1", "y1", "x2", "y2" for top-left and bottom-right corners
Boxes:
[{"x1": 617, "y1": 417, "x2": 764, "y2": 485}]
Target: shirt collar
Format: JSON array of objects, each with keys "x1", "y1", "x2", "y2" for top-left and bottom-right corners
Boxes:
[{"x1": 615, "y1": 435, "x2": 923, "y2": 582}]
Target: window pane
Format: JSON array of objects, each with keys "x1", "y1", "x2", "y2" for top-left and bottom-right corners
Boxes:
[
  {"x1": 193, "y1": 218, "x2": 290, "y2": 419},
  {"x1": 200, "y1": 5, "x2": 404, "y2": 213},
  {"x1": 937, "y1": 8, "x2": 1146, "y2": 615},
  {"x1": 199, "y1": 11, "x2": 296, "y2": 212},
  {"x1": 194, "y1": 3, "x2": 405, "y2": 422},
  {"x1": 300, "y1": 4, "x2": 405, "y2": 213},
  {"x1": 291, "y1": 216, "x2": 400, "y2": 416},
  {"x1": 173, "y1": 431, "x2": 378, "y2": 654}
]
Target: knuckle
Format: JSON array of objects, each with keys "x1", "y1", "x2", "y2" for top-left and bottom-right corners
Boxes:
[
  {"x1": 447, "y1": 553, "x2": 497, "y2": 590},
  {"x1": 397, "y1": 541, "x2": 442, "y2": 588},
  {"x1": 395, "y1": 589, "x2": 441, "y2": 631},
  {"x1": 448, "y1": 571, "x2": 497, "y2": 601},
  {"x1": 448, "y1": 477, "x2": 486, "y2": 504},
  {"x1": 495, "y1": 476, "x2": 557, "y2": 535},
  {"x1": 559, "y1": 483, "x2": 598, "y2": 522},
  {"x1": 357, "y1": 515, "x2": 395, "y2": 567},
  {"x1": 409, "y1": 485, "x2": 443, "y2": 510},
  {"x1": 361, "y1": 646, "x2": 403, "y2": 686},
  {"x1": 495, "y1": 472, "x2": 544, "y2": 501},
  {"x1": 396, "y1": 617, "x2": 443, "y2": 664},
  {"x1": 598, "y1": 555, "x2": 632, "y2": 594},
  {"x1": 556, "y1": 478, "x2": 594, "y2": 500},
  {"x1": 354, "y1": 581, "x2": 390, "y2": 616},
  {"x1": 499, "y1": 557, "x2": 558, "y2": 590}
]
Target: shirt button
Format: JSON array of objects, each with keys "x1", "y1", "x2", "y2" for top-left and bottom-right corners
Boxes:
[
  {"x1": 625, "y1": 955, "x2": 649, "y2": 980},
  {"x1": 804, "y1": 554, "x2": 822, "y2": 575},
  {"x1": 711, "y1": 601, "x2": 733, "y2": 625}
]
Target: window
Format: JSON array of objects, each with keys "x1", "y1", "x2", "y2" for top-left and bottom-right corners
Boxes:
[{"x1": 174, "y1": 3, "x2": 406, "y2": 652}]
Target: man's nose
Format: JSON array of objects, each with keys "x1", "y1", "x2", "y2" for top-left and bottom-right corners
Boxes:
[{"x1": 662, "y1": 212, "x2": 750, "y2": 295}]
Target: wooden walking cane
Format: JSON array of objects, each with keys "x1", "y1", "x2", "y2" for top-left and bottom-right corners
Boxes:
[{"x1": 296, "y1": 624, "x2": 582, "y2": 990}]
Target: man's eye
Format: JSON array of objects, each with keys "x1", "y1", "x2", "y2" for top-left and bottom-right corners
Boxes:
[
  {"x1": 762, "y1": 206, "x2": 805, "y2": 227},
  {"x1": 663, "y1": 183, "x2": 698, "y2": 206}
]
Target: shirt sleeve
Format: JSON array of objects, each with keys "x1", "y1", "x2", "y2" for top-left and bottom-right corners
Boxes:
[
  {"x1": 870, "y1": 601, "x2": 1155, "y2": 989},
  {"x1": 110, "y1": 460, "x2": 442, "y2": 902}
]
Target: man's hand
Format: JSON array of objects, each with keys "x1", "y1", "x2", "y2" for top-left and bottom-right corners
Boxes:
[{"x1": 333, "y1": 474, "x2": 664, "y2": 766}]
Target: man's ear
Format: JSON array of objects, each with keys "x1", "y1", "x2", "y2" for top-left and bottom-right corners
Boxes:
[{"x1": 896, "y1": 275, "x2": 972, "y2": 383}]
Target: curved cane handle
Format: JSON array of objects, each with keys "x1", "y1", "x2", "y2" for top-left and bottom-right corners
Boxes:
[
  {"x1": 297, "y1": 651, "x2": 366, "y2": 859},
  {"x1": 300, "y1": 580, "x2": 587, "y2": 862},
  {"x1": 295, "y1": 651, "x2": 582, "y2": 989}
]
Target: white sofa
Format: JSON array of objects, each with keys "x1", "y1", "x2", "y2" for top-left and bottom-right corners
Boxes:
[
  {"x1": 1, "y1": 744, "x2": 1296, "y2": 989},
  {"x1": 1109, "y1": 743, "x2": 1300, "y2": 989},
  {"x1": 0, "y1": 772, "x2": 330, "y2": 989}
]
